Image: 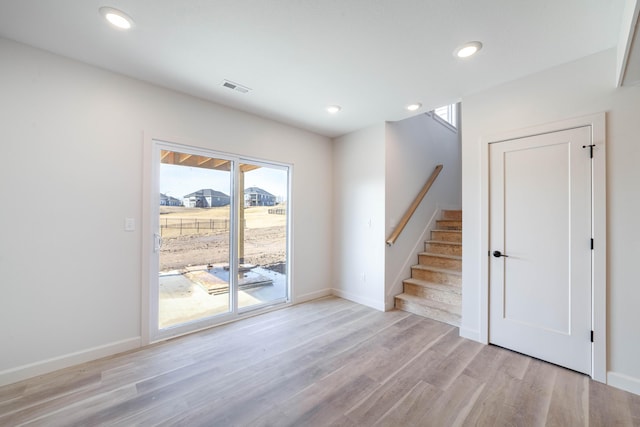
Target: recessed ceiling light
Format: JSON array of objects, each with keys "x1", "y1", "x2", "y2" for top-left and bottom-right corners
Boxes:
[
  {"x1": 406, "y1": 103, "x2": 422, "y2": 111},
  {"x1": 454, "y1": 41, "x2": 483, "y2": 58},
  {"x1": 100, "y1": 7, "x2": 135, "y2": 30},
  {"x1": 326, "y1": 105, "x2": 342, "y2": 114}
]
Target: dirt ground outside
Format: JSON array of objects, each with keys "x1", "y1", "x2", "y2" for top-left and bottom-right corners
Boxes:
[{"x1": 159, "y1": 205, "x2": 286, "y2": 272}]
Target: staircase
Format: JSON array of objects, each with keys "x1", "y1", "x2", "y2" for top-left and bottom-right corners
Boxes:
[{"x1": 395, "y1": 209, "x2": 462, "y2": 327}]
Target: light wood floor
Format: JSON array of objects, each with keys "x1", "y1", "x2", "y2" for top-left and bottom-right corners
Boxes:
[{"x1": 1, "y1": 297, "x2": 639, "y2": 426}]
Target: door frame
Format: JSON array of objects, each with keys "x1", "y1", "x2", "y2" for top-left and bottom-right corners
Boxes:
[{"x1": 479, "y1": 112, "x2": 606, "y2": 381}]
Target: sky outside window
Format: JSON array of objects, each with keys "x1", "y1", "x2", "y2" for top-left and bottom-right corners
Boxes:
[{"x1": 160, "y1": 163, "x2": 287, "y2": 202}]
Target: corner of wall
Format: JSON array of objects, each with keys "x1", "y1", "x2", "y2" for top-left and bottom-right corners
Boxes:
[
  {"x1": 331, "y1": 123, "x2": 387, "y2": 311},
  {"x1": 332, "y1": 287, "x2": 386, "y2": 312},
  {"x1": 459, "y1": 327, "x2": 483, "y2": 343}
]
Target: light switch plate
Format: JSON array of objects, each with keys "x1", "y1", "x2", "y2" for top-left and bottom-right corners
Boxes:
[{"x1": 124, "y1": 217, "x2": 135, "y2": 232}]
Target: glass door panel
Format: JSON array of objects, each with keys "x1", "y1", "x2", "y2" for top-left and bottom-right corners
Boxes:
[
  {"x1": 158, "y1": 149, "x2": 233, "y2": 328},
  {"x1": 237, "y1": 163, "x2": 289, "y2": 310}
]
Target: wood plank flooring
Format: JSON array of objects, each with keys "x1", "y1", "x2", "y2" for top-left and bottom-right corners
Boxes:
[{"x1": 1, "y1": 297, "x2": 639, "y2": 426}]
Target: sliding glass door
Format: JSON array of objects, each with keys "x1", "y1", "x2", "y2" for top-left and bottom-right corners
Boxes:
[
  {"x1": 149, "y1": 141, "x2": 290, "y2": 340},
  {"x1": 158, "y1": 149, "x2": 233, "y2": 328},
  {"x1": 238, "y1": 162, "x2": 288, "y2": 310}
]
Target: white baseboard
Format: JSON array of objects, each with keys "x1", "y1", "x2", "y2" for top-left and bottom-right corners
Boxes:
[
  {"x1": 459, "y1": 326, "x2": 483, "y2": 343},
  {"x1": 607, "y1": 371, "x2": 640, "y2": 396},
  {"x1": 331, "y1": 288, "x2": 385, "y2": 311},
  {"x1": 294, "y1": 288, "x2": 332, "y2": 304},
  {"x1": 0, "y1": 337, "x2": 141, "y2": 387}
]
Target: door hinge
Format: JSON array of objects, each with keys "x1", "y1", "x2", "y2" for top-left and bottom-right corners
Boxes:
[
  {"x1": 591, "y1": 238, "x2": 594, "y2": 250},
  {"x1": 591, "y1": 330, "x2": 594, "y2": 342},
  {"x1": 583, "y1": 144, "x2": 595, "y2": 158}
]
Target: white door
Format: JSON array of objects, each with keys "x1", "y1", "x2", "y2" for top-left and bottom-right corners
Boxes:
[{"x1": 489, "y1": 126, "x2": 592, "y2": 374}]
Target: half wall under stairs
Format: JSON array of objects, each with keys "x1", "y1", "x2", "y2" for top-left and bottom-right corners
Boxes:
[{"x1": 395, "y1": 209, "x2": 462, "y2": 327}]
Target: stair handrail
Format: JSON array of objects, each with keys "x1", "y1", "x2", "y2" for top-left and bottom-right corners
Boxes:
[{"x1": 386, "y1": 164, "x2": 443, "y2": 246}]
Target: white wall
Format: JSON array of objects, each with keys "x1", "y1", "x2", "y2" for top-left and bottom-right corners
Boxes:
[
  {"x1": 384, "y1": 114, "x2": 462, "y2": 308},
  {"x1": 0, "y1": 38, "x2": 333, "y2": 385},
  {"x1": 461, "y1": 48, "x2": 640, "y2": 394},
  {"x1": 332, "y1": 124, "x2": 386, "y2": 310}
]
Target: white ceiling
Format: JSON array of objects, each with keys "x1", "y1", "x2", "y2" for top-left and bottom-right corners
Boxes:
[{"x1": 0, "y1": 0, "x2": 627, "y2": 137}]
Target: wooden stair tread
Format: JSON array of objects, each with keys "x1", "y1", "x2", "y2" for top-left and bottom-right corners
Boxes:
[
  {"x1": 403, "y1": 277, "x2": 461, "y2": 293},
  {"x1": 411, "y1": 264, "x2": 461, "y2": 276},
  {"x1": 419, "y1": 252, "x2": 462, "y2": 260}
]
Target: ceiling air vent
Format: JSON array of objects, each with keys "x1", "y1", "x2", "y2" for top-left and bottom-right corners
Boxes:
[{"x1": 221, "y1": 80, "x2": 251, "y2": 94}]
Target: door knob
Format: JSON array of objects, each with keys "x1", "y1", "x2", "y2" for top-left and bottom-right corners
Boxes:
[{"x1": 493, "y1": 250, "x2": 509, "y2": 258}]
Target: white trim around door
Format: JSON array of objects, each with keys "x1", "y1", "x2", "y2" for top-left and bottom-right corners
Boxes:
[{"x1": 478, "y1": 112, "x2": 606, "y2": 382}]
